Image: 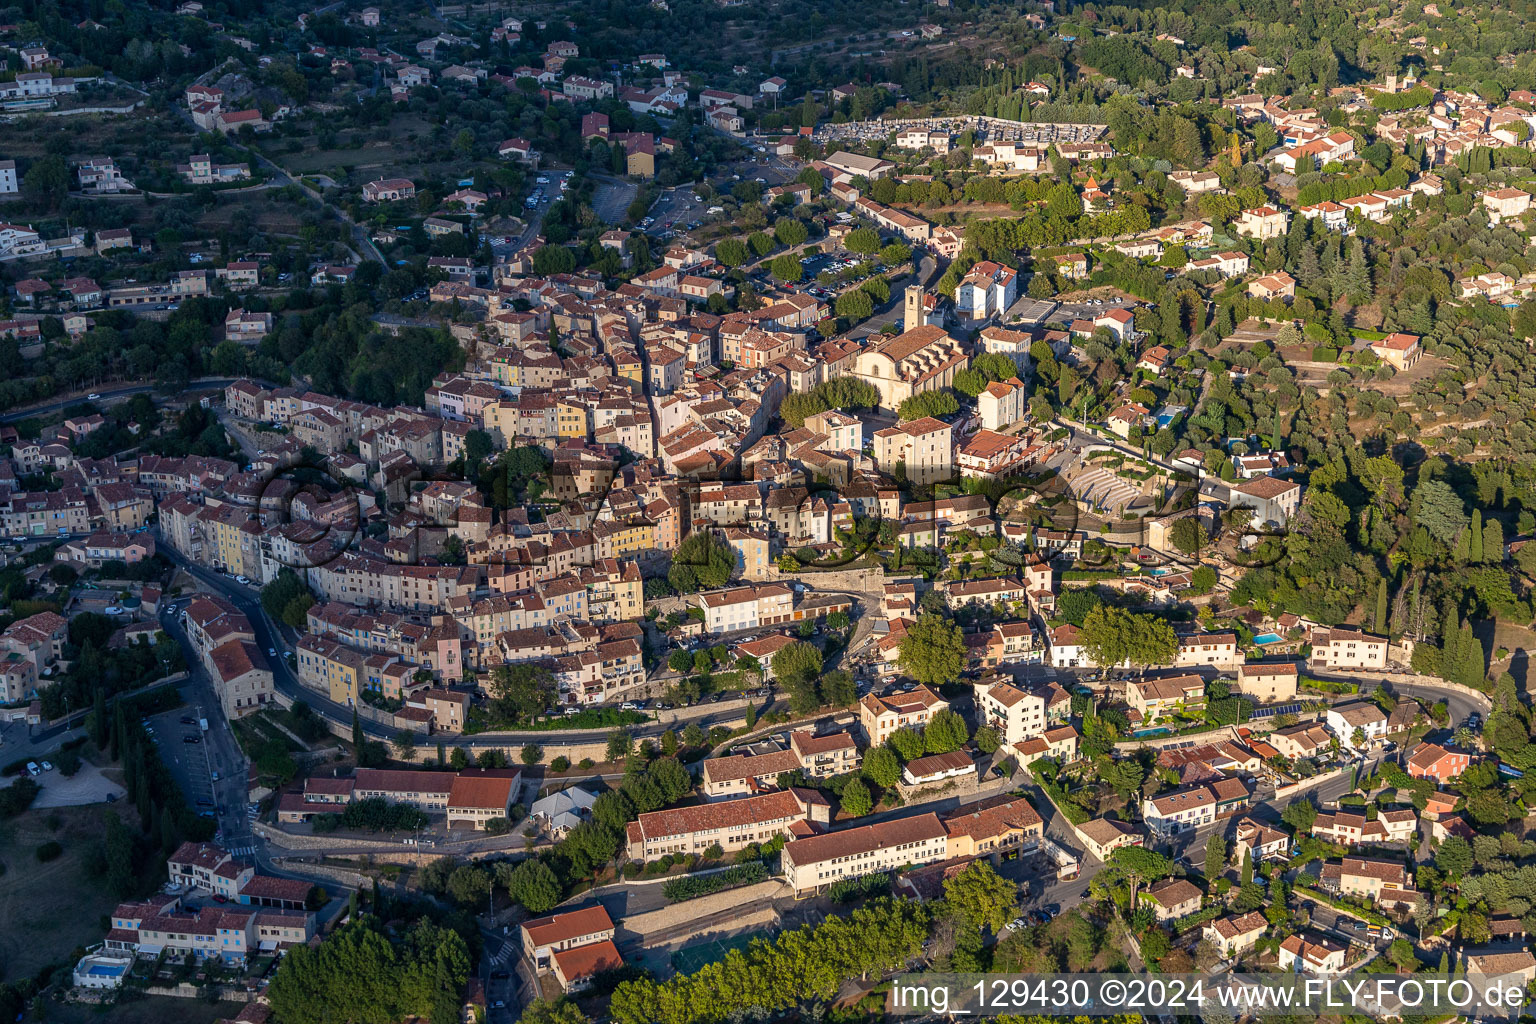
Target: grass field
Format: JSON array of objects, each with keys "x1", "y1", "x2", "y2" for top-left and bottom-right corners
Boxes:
[{"x1": 0, "y1": 804, "x2": 127, "y2": 983}]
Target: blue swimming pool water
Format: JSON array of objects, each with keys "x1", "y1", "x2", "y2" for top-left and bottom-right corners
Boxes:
[
  {"x1": 1155, "y1": 413, "x2": 1176, "y2": 428},
  {"x1": 1253, "y1": 632, "x2": 1283, "y2": 644},
  {"x1": 1131, "y1": 727, "x2": 1170, "y2": 738},
  {"x1": 1147, "y1": 568, "x2": 1172, "y2": 577},
  {"x1": 87, "y1": 964, "x2": 126, "y2": 977}
]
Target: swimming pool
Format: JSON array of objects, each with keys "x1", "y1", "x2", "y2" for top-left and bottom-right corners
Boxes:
[
  {"x1": 1253, "y1": 632, "x2": 1283, "y2": 645},
  {"x1": 86, "y1": 964, "x2": 127, "y2": 978},
  {"x1": 1147, "y1": 568, "x2": 1172, "y2": 577}
]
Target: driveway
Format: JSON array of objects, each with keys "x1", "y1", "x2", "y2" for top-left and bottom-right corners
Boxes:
[{"x1": 31, "y1": 761, "x2": 126, "y2": 808}]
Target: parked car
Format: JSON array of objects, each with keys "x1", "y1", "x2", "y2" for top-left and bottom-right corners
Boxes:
[{"x1": 39, "y1": 761, "x2": 52, "y2": 772}]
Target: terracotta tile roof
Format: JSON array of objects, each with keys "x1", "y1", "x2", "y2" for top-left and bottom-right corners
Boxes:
[
  {"x1": 630, "y1": 789, "x2": 806, "y2": 843},
  {"x1": 552, "y1": 938, "x2": 623, "y2": 981},
  {"x1": 783, "y1": 812, "x2": 945, "y2": 866},
  {"x1": 521, "y1": 905, "x2": 614, "y2": 947}
]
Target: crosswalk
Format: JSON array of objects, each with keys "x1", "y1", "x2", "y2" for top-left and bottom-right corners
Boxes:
[{"x1": 227, "y1": 845, "x2": 256, "y2": 856}]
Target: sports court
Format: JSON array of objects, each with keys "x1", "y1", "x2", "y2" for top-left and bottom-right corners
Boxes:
[{"x1": 668, "y1": 928, "x2": 777, "y2": 973}]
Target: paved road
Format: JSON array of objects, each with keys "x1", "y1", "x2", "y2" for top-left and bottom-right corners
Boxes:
[
  {"x1": 0, "y1": 376, "x2": 252, "y2": 423},
  {"x1": 160, "y1": 547, "x2": 790, "y2": 748},
  {"x1": 153, "y1": 605, "x2": 258, "y2": 852},
  {"x1": 847, "y1": 255, "x2": 941, "y2": 340}
]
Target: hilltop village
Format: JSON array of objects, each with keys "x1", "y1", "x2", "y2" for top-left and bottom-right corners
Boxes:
[{"x1": 6, "y1": 0, "x2": 1536, "y2": 1022}]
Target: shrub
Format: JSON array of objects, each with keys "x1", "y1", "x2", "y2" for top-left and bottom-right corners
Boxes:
[
  {"x1": 551, "y1": 756, "x2": 571, "y2": 772},
  {"x1": 826, "y1": 871, "x2": 890, "y2": 903},
  {"x1": 661, "y1": 861, "x2": 769, "y2": 902},
  {"x1": 35, "y1": 841, "x2": 62, "y2": 862}
]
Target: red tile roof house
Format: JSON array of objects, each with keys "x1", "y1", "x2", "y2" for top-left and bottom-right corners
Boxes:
[
  {"x1": 167, "y1": 841, "x2": 254, "y2": 899},
  {"x1": 552, "y1": 938, "x2": 623, "y2": 993},
  {"x1": 1406, "y1": 742, "x2": 1472, "y2": 784},
  {"x1": 445, "y1": 769, "x2": 521, "y2": 829},
  {"x1": 520, "y1": 904, "x2": 615, "y2": 973}
]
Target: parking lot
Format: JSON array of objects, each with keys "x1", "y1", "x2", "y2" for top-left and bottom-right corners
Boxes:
[
  {"x1": 645, "y1": 187, "x2": 714, "y2": 236},
  {"x1": 591, "y1": 179, "x2": 637, "y2": 226},
  {"x1": 31, "y1": 762, "x2": 125, "y2": 808},
  {"x1": 145, "y1": 706, "x2": 219, "y2": 814}
]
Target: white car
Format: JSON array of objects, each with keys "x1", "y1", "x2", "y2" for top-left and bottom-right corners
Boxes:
[
  {"x1": 236, "y1": 575, "x2": 251, "y2": 585},
  {"x1": 621, "y1": 701, "x2": 639, "y2": 711},
  {"x1": 267, "y1": 648, "x2": 276, "y2": 657},
  {"x1": 87, "y1": 393, "x2": 101, "y2": 400},
  {"x1": 40, "y1": 760, "x2": 52, "y2": 772},
  {"x1": 536, "y1": 177, "x2": 550, "y2": 184}
]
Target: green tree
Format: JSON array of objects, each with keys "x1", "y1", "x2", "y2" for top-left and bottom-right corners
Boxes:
[
  {"x1": 1205, "y1": 833, "x2": 1227, "y2": 877},
  {"x1": 606, "y1": 729, "x2": 632, "y2": 762},
  {"x1": 716, "y1": 238, "x2": 750, "y2": 267},
  {"x1": 888, "y1": 728, "x2": 927, "y2": 762},
  {"x1": 391, "y1": 730, "x2": 417, "y2": 760},
  {"x1": 896, "y1": 613, "x2": 966, "y2": 687},
  {"x1": 770, "y1": 253, "x2": 804, "y2": 283},
  {"x1": 863, "y1": 746, "x2": 902, "y2": 788},
  {"x1": 447, "y1": 864, "x2": 492, "y2": 907},
  {"x1": 1435, "y1": 835, "x2": 1473, "y2": 877},
  {"x1": 1078, "y1": 605, "x2": 1178, "y2": 669},
  {"x1": 973, "y1": 726, "x2": 1002, "y2": 755},
  {"x1": 943, "y1": 861, "x2": 1018, "y2": 933},
  {"x1": 520, "y1": 744, "x2": 542, "y2": 766},
  {"x1": 1169, "y1": 516, "x2": 1205, "y2": 555},
  {"x1": 488, "y1": 664, "x2": 558, "y2": 723},
  {"x1": 518, "y1": 999, "x2": 591, "y2": 1024},
  {"x1": 667, "y1": 532, "x2": 734, "y2": 592},
  {"x1": 835, "y1": 288, "x2": 874, "y2": 320},
  {"x1": 844, "y1": 227, "x2": 881, "y2": 254},
  {"x1": 1281, "y1": 798, "x2": 1317, "y2": 833},
  {"x1": 774, "y1": 218, "x2": 808, "y2": 247},
  {"x1": 923, "y1": 709, "x2": 970, "y2": 754},
  {"x1": 499, "y1": 859, "x2": 562, "y2": 914},
  {"x1": 840, "y1": 779, "x2": 873, "y2": 816}
]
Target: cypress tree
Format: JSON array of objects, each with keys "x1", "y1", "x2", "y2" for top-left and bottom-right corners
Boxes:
[
  {"x1": 121, "y1": 739, "x2": 137, "y2": 793},
  {"x1": 111, "y1": 704, "x2": 126, "y2": 761},
  {"x1": 92, "y1": 689, "x2": 107, "y2": 748},
  {"x1": 136, "y1": 780, "x2": 152, "y2": 832},
  {"x1": 1484, "y1": 517, "x2": 1505, "y2": 564},
  {"x1": 1440, "y1": 600, "x2": 1461, "y2": 674},
  {"x1": 161, "y1": 806, "x2": 179, "y2": 852},
  {"x1": 1469, "y1": 509, "x2": 1485, "y2": 563},
  {"x1": 1459, "y1": 621, "x2": 1485, "y2": 689},
  {"x1": 1453, "y1": 526, "x2": 1471, "y2": 564}
]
